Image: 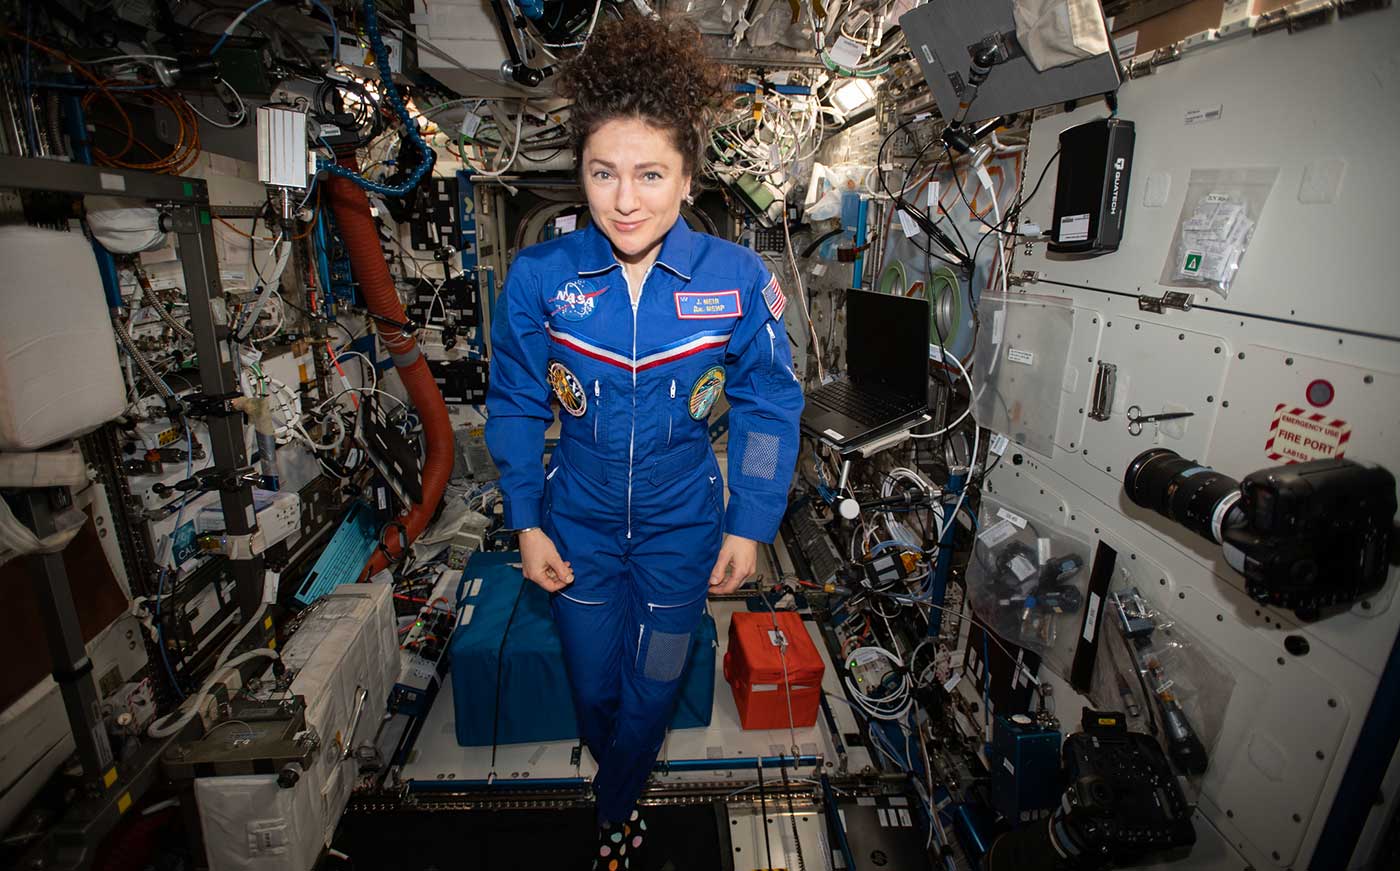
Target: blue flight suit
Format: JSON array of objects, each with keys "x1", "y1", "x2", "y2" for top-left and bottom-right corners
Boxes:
[{"x1": 485, "y1": 217, "x2": 804, "y2": 823}]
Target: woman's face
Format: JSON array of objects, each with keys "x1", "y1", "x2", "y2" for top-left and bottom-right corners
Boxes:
[{"x1": 581, "y1": 116, "x2": 691, "y2": 266}]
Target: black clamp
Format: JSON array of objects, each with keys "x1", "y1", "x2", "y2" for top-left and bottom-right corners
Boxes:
[
  {"x1": 365, "y1": 311, "x2": 422, "y2": 334},
  {"x1": 376, "y1": 521, "x2": 409, "y2": 565},
  {"x1": 151, "y1": 465, "x2": 266, "y2": 497},
  {"x1": 184, "y1": 391, "x2": 243, "y2": 419}
]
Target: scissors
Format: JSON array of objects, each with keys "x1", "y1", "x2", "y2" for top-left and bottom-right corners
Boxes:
[{"x1": 1127, "y1": 405, "x2": 1195, "y2": 437}]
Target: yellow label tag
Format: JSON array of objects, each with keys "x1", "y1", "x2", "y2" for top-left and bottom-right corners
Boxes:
[
  {"x1": 264, "y1": 616, "x2": 274, "y2": 630},
  {"x1": 157, "y1": 427, "x2": 180, "y2": 447},
  {"x1": 103, "y1": 767, "x2": 118, "y2": 789},
  {"x1": 269, "y1": 638, "x2": 277, "y2": 650},
  {"x1": 117, "y1": 793, "x2": 133, "y2": 814},
  {"x1": 1097, "y1": 717, "x2": 1118, "y2": 726}
]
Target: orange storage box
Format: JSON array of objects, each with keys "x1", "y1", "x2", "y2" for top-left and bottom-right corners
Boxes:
[{"x1": 723, "y1": 611, "x2": 826, "y2": 730}]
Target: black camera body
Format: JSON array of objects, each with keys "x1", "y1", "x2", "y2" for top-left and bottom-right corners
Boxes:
[
  {"x1": 982, "y1": 710, "x2": 1196, "y2": 871},
  {"x1": 1224, "y1": 460, "x2": 1395, "y2": 614},
  {"x1": 1124, "y1": 450, "x2": 1396, "y2": 618},
  {"x1": 1059, "y1": 710, "x2": 1197, "y2": 866}
]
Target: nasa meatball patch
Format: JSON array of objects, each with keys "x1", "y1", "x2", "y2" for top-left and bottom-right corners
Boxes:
[{"x1": 550, "y1": 278, "x2": 608, "y2": 322}]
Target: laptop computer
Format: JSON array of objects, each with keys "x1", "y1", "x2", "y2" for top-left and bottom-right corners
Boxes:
[{"x1": 802, "y1": 290, "x2": 931, "y2": 450}]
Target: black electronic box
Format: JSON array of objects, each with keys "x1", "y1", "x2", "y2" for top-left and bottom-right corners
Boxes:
[{"x1": 1048, "y1": 118, "x2": 1136, "y2": 256}]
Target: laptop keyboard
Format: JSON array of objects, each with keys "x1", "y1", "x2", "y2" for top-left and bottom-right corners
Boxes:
[{"x1": 810, "y1": 380, "x2": 924, "y2": 427}]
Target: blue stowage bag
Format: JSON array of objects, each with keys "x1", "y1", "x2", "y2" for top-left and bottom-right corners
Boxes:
[{"x1": 450, "y1": 551, "x2": 715, "y2": 747}]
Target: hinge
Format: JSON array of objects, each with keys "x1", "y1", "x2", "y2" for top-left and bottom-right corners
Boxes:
[
  {"x1": 1137, "y1": 291, "x2": 1194, "y2": 314},
  {"x1": 1006, "y1": 270, "x2": 1040, "y2": 287}
]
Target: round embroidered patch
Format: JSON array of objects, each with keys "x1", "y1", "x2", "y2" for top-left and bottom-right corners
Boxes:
[
  {"x1": 550, "y1": 278, "x2": 606, "y2": 322},
  {"x1": 688, "y1": 366, "x2": 725, "y2": 420},
  {"x1": 548, "y1": 361, "x2": 587, "y2": 417}
]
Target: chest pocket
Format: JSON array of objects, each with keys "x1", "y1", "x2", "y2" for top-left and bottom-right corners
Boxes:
[{"x1": 763, "y1": 321, "x2": 797, "y2": 388}]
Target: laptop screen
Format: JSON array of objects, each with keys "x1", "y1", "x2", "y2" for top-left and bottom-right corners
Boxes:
[{"x1": 845, "y1": 290, "x2": 930, "y2": 401}]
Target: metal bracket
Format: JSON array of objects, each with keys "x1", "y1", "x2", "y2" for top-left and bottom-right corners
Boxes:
[
  {"x1": 1258, "y1": 0, "x2": 1335, "y2": 34},
  {"x1": 1137, "y1": 291, "x2": 1194, "y2": 314},
  {"x1": 199, "y1": 529, "x2": 268, "y2": 560},
  {"x1": 1006, "y1": 269, "x2": 1040, "y2": 287},
  {"x1": 166, "y1": 204, "x2": 201, "y2": 233}
]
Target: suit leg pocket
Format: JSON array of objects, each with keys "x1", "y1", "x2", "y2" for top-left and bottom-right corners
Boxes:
[{"x1": 635, "y1": 593, "x2": 707, "y2": 683}]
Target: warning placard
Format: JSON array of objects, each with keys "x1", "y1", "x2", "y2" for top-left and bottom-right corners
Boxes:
[{"x1": 1265, "y1": 404, "x2": 1350, "y2": 464}]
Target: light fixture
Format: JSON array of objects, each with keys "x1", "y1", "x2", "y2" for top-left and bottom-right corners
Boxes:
[{"x1": 831, "y1": 79, "x2": 876, "y2": 115}]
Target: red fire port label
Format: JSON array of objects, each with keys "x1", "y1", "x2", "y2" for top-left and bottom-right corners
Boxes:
[{"x1": 1265, "y1": 404, "x2": 1351, "y2": 464}]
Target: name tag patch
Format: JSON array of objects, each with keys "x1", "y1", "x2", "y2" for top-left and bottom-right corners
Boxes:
[{"x1": 675, "y1": 289, "x2": 742, "y2": 319}]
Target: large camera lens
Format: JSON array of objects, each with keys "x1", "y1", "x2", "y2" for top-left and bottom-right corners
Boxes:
[
  {"x1": 1124, "y1": 449, "x2": 1242, "y2": 544},
  {"x1": 984, "y1": 818, "x2": 1064, "y2": 871}
]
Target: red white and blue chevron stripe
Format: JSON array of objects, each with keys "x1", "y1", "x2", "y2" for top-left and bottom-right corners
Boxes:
[{"x1": 547, "y1": 326, "x2": 731, "y2": 373}]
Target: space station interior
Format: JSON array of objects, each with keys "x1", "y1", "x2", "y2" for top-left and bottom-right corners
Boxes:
[{"x1": 1, "y1": 0, "x2": 1399, "y2": 869}]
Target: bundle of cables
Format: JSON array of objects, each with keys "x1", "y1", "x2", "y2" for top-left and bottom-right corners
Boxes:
[
  {"x1": 706, "y1": 87, "x2": 825, "y2": 183},
  {"x1": 810, "y1": 1, "x2": 907, "y2": 79},
  {"x1": 2, "y1": 33, "x2": 204, "y2": 174},
  {"x1": 843, "y1": 644, "x2": 914, "y2": 721}
]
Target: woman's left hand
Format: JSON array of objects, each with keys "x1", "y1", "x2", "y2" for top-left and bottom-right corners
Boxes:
[{"x1": 708, "y1": 534, "x2": 759, "y2": 594}]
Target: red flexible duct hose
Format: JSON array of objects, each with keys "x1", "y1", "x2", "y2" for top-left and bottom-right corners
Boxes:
[{"x1": 324, "y1": 155, "x2": 454, "y2": 578}]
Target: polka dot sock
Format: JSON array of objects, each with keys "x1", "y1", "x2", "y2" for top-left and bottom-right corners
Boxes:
[
  {"x1": 591, "y1": 818, "x2": 631, "y2": 871},
  {"x1": 624, "y1": 810, "x2": 647, "y2": 856}
]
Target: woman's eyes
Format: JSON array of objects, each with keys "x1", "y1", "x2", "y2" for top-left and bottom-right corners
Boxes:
[{"x1": 591, "y1": 171, "x2": 664, "y2": 181}]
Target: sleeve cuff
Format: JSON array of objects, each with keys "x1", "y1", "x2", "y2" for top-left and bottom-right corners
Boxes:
[
  {"x1": 502, "y1": 496, "x2": 543, "y2": 531},
  {"x1": 724, "y1": 503, "x2": 785, "y2": 545}
]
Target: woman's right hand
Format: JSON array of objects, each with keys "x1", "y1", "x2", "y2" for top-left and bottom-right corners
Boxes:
[{"x1": 520, "y1": 528, "x2": 575, "y2": 592}]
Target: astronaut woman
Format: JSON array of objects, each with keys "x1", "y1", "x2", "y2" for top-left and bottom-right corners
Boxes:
[{"x1": 485, "y1": 13, "x2": 804, "y2": 869}]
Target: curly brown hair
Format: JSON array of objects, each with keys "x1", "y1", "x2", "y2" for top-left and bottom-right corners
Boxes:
[{"x1": 556, "y1": 15, "x2": 728, "y2": 177}]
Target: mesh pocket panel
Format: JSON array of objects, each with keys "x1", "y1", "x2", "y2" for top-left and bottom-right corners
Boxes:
[
  {"x1": 643, "y1": 629, "x2": 691, "y2": 682},
  {"x1": 741, "y1": 432, "x2": 781, "y2": 480}
]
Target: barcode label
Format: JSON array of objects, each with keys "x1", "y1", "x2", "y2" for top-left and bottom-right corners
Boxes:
[{"x1": 996, "y1": 508, "x2": 1027, "y2": 529}]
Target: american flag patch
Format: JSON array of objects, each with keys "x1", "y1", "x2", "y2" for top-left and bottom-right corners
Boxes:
[{"x1": 761, "y1": 275, "x2": 787, "y2": 320}]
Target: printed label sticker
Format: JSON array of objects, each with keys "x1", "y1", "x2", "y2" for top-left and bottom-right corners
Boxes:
[
  {"x1": 1265, "y1": 404, "x2": 1350, "y2": 464},
  {"x1": 996, "y1": 508, "x2": 1027, "y2": 529},
  {"x1": 1082, "y1": 592, "x2": 1102, "y2": 644},
  {"x1": 1059, "y1": 213, "x2": 1090, "y2": 243}
]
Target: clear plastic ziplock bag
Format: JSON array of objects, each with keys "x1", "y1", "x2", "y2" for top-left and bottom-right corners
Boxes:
[
  {"x1": 965, "y1": 495, "x2": 1093, "y2": 679},
  {"x1": 1157, "y1": 167, "x2": 1279, "y2": 297},
  {"x1": 1096, "y1": 585, "x2": 1236, "y2": 784},
  {"x1": 971, "y1": 292, "x2": 1073, "y2": 457}
]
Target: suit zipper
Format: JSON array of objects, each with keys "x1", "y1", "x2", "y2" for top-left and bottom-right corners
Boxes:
[
  {"x1": 593, "y1": 380, "x2": 601, "y2": 443},
  {"x1": 666, "y1": 379, "x2": 675, "y2": 446},
  {"x1": 766, "y1": 322, "x2": 777, "y2": 366},
  {"x1": 648, "y1": 591, "x2": 707, "y2": 613},
  {"x1": 626, "y1": 263, "x2": 655, "y2": 541}
]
